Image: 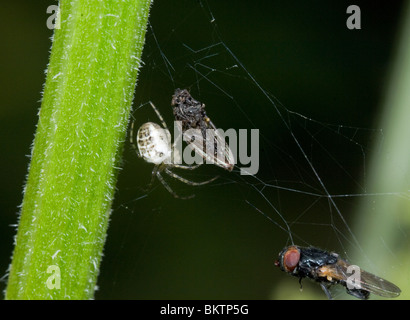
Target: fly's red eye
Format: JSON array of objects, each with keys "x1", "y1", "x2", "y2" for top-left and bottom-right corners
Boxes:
[{"x1": 283, "y1": 247, "x2": 300, "y2": 272}]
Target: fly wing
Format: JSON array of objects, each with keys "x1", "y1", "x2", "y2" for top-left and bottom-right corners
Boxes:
[
  {"x1": 182, "y1": 124, "x2": 234, "y2": 171},
  {"x1": 334, "y1": 259, "x2": 401, "y2": 298},
  {"x1": 353, "y1": 267, "x2": 401, "y2": 298},
  {"x1": 204, "y1": 125, "x2": 235, "y2": 171}
]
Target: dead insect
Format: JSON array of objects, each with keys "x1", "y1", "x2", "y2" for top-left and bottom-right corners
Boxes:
[{"x1": 171, "y1": 88, "x2": 235, "y2": 171}]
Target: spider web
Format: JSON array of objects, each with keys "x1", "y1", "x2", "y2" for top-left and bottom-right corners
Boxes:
[{"x1": 97, "y1": 1, "x2": 407, "y2": 300}]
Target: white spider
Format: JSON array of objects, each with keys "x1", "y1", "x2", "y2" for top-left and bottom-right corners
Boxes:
[{"x1": 130, "y1": 102, "x2": 218, "y2": 199}]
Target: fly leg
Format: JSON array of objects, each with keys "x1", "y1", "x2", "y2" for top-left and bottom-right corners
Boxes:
[{"x1": 320, "y1": 283, "x2": 334, "y2": 300}]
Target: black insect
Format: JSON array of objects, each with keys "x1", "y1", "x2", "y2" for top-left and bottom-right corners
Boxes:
[
  {"x1": 171, "y1": 88, "x2": 212, "y2": 138},
  {"x1": 275, "y1": 245, "x2": 401, "y2": 300},
  {"x1": 171, "y1": 88, "x2": 234, "y2": 171}
]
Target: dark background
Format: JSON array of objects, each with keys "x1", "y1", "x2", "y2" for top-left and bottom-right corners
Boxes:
[{"x1": 0, "y1": 1, "x2": 406, "y2": 299}]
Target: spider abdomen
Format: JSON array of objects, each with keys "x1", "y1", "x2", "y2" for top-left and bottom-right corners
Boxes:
[{"x1": 137, "y1": 122, "x2": 172, "y2": 165}]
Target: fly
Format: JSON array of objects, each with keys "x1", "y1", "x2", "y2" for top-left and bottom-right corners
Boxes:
[{"x1": 275, "y1": 245, "x2": 401, "y2": 300}]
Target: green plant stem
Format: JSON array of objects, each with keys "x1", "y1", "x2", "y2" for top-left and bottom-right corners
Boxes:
[{"x1": 6, "y1": 0, "x2": 152, "y2": 299}]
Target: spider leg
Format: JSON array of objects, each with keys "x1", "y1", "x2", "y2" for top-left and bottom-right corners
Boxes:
[
  {"x1": 165, "y1": 168, "x2": 218, "y2": 186},
  {"x1": 171, "y1": 163, "x2": 202, "y2": 170},
  {"x1": 146, "y1": 165, "x2": 160, "y2": 191},
  {"x1": 149, "y1": 101, "x2": 169, "y2": 132},
  {"x1": 129, "y1": 117, "x2": 141, "y2": 157},
  {"x1": 156, "y1": 170, "x2": 195, "y2": 200}
]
